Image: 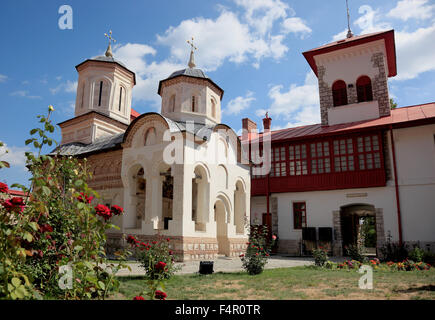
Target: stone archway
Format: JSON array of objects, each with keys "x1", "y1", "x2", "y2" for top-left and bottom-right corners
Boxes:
[{"x1": 332, "y1": 204, "x2": 385, "y2": 256}]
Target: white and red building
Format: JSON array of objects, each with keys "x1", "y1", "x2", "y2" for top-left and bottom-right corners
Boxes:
[{"x1": 246, "y1": 30, "x2": 435, "y2": 256}]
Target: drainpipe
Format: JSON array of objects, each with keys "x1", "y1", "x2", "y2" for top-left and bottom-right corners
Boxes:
[{"x1": 389, "y1": 125, "x2": 403, "y2": 245}]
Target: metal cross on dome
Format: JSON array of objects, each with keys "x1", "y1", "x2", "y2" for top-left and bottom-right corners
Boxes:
[
  {"x1": 104, "y1": 30, "x2": 116, "y2": 45},
  {"x1": 187, "y1": 37, "x2": 197, "y2": 52}
]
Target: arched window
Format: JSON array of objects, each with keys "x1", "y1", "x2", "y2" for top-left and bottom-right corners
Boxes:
[
  {"x1": 356, "y1": 76, "x2": 373, "y2": 103},
  {"x1": 191, "y1": 96, "x2": 196, "y2": 112},
  {"x1": 118, "y1": 87, "x2": 123, "y2": 111},
  {"x1": 98, "y1": 81, "x2": 103, "y2": 106},
  {"x1": 144, "y1": 127, "x2": 156, "y2": 146},
  {"x1": 332, "y1": 80, "x2": 348, "y2": 107},
  {"x1": 169, "y1": 94, "x2": 175, "y2": 112},
  {"x1": 93, "y1": 79, "x2": 108, "y2": 108},
  {"x1": 211, "y1": 98, "x2": 216, "y2": 118}
]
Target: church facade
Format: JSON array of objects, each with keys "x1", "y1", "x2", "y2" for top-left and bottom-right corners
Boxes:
[{"x1": 55, "y1": 43, "x2": 250, "y2": 261}]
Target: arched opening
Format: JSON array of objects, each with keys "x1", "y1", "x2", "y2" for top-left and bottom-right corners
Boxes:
[
  {"x1": 234, "y1": 180, "x2": 246, "y2": 234},
  {"x1": 191, "y1": 96, "x2": 196, "y2": 112},
  {"x1": 340, "y1": 204, "x2": 376, "y2": 256},
  {"x1": 93, "y1": 79, "x2": 109, "y2": 107},
  {"x1": 118, "y1": 86, "x2": 125, "y2": 112},
  {"x1": 131, "y1": 167, "x2": 146, "y2": 229},
  {"x1": 169, "y1": 94, "x2": 175, "y2": 112},
  {"x1": 356, "y1": 76, "x2": 373, "y2": 103},
  {"x1": 214, "y1": 198, "x2": 230, "y2": 256},
  {"x1": 192, "y1": 165, "x2": 209, "y2": 232},
  {"x1": 161, "y1": 168, "x2": 173, "y2": 230},
  {"x1": 144, "y1": 127, "x2": 157, "y2": 146},
  {"x1": 332, "y1": 80, "x2": 348, "y2": 107}
]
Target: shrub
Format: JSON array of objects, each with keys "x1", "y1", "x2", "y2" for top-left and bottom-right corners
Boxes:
[
  {"x1": 0, "y1": 106, "x2": 130, "y2": 300},
  {"x1": 127, "y1": 234, "x2": 179, "y2": 300},
  {"x1": 379, "y1": 240, "x2": 409, "y2": 262},
  {"x1": 312, "y1": 247, "x2": 328, "y2": 267},
  {"x1": 240, "y1": 225, "x2": 275, "y2": 275},
  {"x1": 345, "y1": 244, "x2": 367, "y2": 263},
  {"x1": 409, "y1": 247, "x2": 425, "y2": 262}
]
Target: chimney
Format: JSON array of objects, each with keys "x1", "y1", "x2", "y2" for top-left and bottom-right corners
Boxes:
[
  {"x1": 263, "y1": 112, "x2": 272, "y2": 131},
  {"x1": 242, "y1": 118, "x2": 257, "y2": 141}
]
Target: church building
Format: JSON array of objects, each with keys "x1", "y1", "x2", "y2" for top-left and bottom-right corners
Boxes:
[
  {"x1": 55, "y1": 37, "x2": 251, "y2": 261},
  {"x1": 246, "y1": 29, "x2": 435, "y2": 256}
]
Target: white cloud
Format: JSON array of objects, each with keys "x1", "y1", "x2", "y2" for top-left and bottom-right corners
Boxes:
[
  {"x1": 0, "y1": 74, "x2": 7, "y2": 83},
  {"x1": 266, "y1": 72, "x2": 319, "y2": 119},
  {"x1": 281, "y1": 17, "x2": 312, "y2": 37},
  {"x1": 50, "y1": 80, "x2": 77, "y2": 95},
  {"x1": 0, "y1": 144, "x2": 30, "y2": 171},
  {"x1": 331, "y1": 4, "x2": 435, "y2": 80},
  {"x1": 225, "y1": 91, "x2": 255, "y2": 115},
  {"x1": 113, "y1": 44, "x2": 184, "y2": 106},
  {"x1": 10, "y1": 90, "x2": 41, "y2": 99},
  {"x1": 387, "y1": 0, "x2": 435, "y2": 21}
]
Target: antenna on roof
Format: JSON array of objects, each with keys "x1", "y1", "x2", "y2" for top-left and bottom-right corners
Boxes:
[{"x1": 346, "y1": 0, "x2": 353, "y2": 38}]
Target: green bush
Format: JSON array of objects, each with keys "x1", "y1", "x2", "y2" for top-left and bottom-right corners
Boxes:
[
  {"x1": 312, "y1": 247, "x2": 328, "y2": 267},
  {"x1": 345, "y1": 244, "x2": 367, "y2": 263},
  {"x1": 409, "y1": 247, "x2": 425, "y2": 262}
]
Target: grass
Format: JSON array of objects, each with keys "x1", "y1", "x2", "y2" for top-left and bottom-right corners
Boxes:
[{"x1": 111, "y1": 266, "x2": 435, "y2": 300}]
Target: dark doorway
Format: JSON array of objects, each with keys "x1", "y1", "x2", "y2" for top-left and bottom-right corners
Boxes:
[{"x1": 340, "y1": 204, "x2": 377, "y2": 255}]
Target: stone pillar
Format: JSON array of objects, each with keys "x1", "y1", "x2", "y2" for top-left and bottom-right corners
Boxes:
[
  {"x1": 371, "y1": 52, "x2": 391, "y2": 117},
  {"x1": 271, "y1": 197, "x2": 278, "y2": 236},
  {"x1": 318, "y1": 66, "x2": 333, "y2": 126},
  {"x1": 347, "y1": 84, "x2": 358, "y2": 105},
  {"x1": 332, "y1": 210, "x2": 343, "y2": 256},
  {"x1": 375, "y1": 208, "x2": 385, "y2": 250}
]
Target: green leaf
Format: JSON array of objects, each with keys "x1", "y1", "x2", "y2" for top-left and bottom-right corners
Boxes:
[
  {"x1": 74, "y1": 245, "x2": 83, "y2": 252},
  {"x1": 30, "y1": 129, "x2": 37, "y2": 135},
  {"x1": 33, "y1": 141, "x2": 40, "y2": 148},
  {"x1": 98, "y1": 281, "x2": 105, "y2": 290},
  {"x1": 11, "y1": 277, "x2": 21, "y2": 288},
  {"x1": 75, "y1": 179, "x2": 84, "y2": 187},
  {"x1": 42, "y1": 186, "x2": 51, "y2": 196},
  {"x1": 23, "y1": 232, "x2": 33, "y2": 242},
  {"x1": 25, "y1": 138, "x2": 34, "y2": 145}
]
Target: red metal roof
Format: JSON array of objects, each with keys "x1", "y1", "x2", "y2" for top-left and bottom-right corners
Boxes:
[
  {"x1": 251, "y1": 103, "x2": 435, "y2": 143},
  {"x1": 303, "y1": 30, "x2": 397, "y2": 77},
  {"x1": 8, "y1": 189, "x2": 29, "y2": 197},
  {"x1": 130, "y1": 108, "x2": 140, "y2": 121}
]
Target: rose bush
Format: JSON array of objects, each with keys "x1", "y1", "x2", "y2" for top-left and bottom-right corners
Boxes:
[
  {"x1": 0, "y1": 106, "x2": 131, "y2": 300},
  {"x1": 240, "y1": 225, "x2": 275, "y2": 275}
]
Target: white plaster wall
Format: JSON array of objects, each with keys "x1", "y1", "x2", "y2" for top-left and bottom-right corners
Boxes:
[
  {"x1": 328, "y1": 100, "x2": 380, "y2": 125},
  {"x1": 252, "y1": 186, "x2": 398, "y2": 243},
  {"x1": 392, "y1": 124, "x2": 435, "y2": 242},
  {"x1": 314, "y1": 39, "x2": 388, "y2": 87},
  {"x1": 160, "y1": 81, "x2": 221, "y2": 125},
  {"x1": 75, "y1": 64, "x2": 133, "y2": 125}
]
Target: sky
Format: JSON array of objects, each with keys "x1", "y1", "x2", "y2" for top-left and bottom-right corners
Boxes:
[{"x1": 1, "y1": 0, "x2": 435, "y2": 187}]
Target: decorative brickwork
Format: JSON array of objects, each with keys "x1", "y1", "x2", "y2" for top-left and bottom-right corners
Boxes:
[
  {"x1": 318, "y1": 66, "x2": 333, "y2": 125},
  {"x1": 85, "y1": 149, "x2": 123, "y2": 190},
  {"x1": 371, "y1": 52, "x2": 391, "y2": 117},
  {"x1": 123, "y1": 114, "x2": 168, "y2": 148}
]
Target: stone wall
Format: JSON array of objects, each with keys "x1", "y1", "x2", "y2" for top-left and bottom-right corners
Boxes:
[
  {"x1": 371, "y1": 52, "x2": 391, "y2": 117},
  {"x1": 277, "y1": 239, "x2": 300, "y2": 255},
  {"x1": 318, "y1": 66, "x2": 333, "y2": 126}
]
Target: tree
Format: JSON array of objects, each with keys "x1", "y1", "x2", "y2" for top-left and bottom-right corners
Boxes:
[{"x1": 390, "y1": 98, "x2": 397, "y2": 110}]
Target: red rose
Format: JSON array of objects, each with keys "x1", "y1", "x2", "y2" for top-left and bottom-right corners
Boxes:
[
  {"x1": 1, "y1": 197, "x2": 25, "y2": 213},
  {"x1": 77, "y1": 192, "x2": 93, "y2": 204},
  {"x1": 0, "y1": 182, "x2": 9, "y2": 194},
  {"x1": 127, "y1": 235, "x2": 137, "y2": 244},
  {"x1": 154, "y1": 290, "x2": 167, "y2": 300},
  {"x1": 110, "y1": 205, "x2": 124, "y2": 216},
  {"x1": 154, "y1": 261, "x2": 167, "y2": 272},
  {"x1": 94, "y1": 204, "x2": 112, "y2": 220},
  {"x1": 133, "y1": 296, "x2": 145, "y2": 300},
  {"x1": 40, "y1": 224, "x2": 53, "y2": 233}
]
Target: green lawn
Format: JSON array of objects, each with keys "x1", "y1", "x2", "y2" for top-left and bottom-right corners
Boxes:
[{"x1": 112, "y1": 266, "x2": 435, "y2": 300}]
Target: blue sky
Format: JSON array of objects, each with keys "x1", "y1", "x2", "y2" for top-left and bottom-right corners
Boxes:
[{"x1": 1, "y1": 0, "x2": 435, "y2": 187}]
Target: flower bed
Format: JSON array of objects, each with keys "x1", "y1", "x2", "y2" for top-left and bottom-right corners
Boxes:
[{"x1": 324, "y1": 258, "x2": 432, "y2": 271}]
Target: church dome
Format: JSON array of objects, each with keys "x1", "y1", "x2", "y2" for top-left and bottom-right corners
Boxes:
[
  {"x1": 167, "y1": 68, "x2": 208, "y2": 80},
  {"x1": 91, "y1": 55, "x2": 128, "y2": 68}
]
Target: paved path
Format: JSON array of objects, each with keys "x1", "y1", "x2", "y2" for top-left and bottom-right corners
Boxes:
[{"x1": 113, "y1": 255, "x2": 317, "y2": 276}]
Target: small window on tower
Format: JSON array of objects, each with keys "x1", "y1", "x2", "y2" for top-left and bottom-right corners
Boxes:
[
  {"x1": 118, "y1": 87, "x2": 123, "y2": 111},
  {"x1": 191, "y1": 96, "x2": 196, "y2": 112},
  {"x1": 211, "y1": 98, "x2": 216, "y2": 118},
  {"x1": 332, "y1": 80, "x2": 348, "y2": 107},
  {"x1": 170, "y1": 94, "x2": 175, "y2": 112},
  {"x1": 356, "y1": 76, "x2": 373, "y2": 103},
  {"x1": 98, "y1": 81, "x2": 103, "y2": 107}
]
